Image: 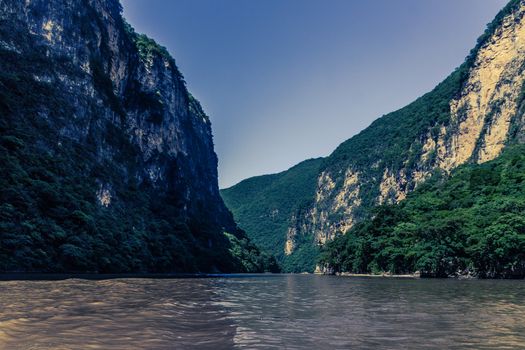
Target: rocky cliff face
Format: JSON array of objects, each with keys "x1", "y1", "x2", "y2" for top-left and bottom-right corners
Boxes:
[
  {"x1": 222, "y1": 0, "x2": 525, "y2": 272},
  {"x1": 2, "y1": 0, "x2": 227, "y2": 221},
  {"x1": 302, "y1": 0, "x2": 525, "y2": 249},
  {"x1": 0, "y1": 0, "x2": 272, "y2": 272}
]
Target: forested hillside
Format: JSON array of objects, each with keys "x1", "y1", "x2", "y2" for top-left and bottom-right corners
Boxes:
[
  {"x1": 319, "y1": 146, "x2": 525, "y2": 278},
  {"x1": 222, "y1": 0, "x2": 525, "y2": 275},
  {"x1": 0, "y1": 0, "x2": 277, "y2": 273}
]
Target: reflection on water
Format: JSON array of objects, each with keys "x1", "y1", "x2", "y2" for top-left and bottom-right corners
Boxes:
[{"x1": 0, "y1": 275, "x2": 524, "y2": 349}]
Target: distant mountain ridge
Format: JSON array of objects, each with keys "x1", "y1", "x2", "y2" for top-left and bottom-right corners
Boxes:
[
  {"x1": 0, "y1": 0, "x2": 276, "y2": 273},
  {"x1": 221, "y1": 0, "x2": 525, "y2": 273}
]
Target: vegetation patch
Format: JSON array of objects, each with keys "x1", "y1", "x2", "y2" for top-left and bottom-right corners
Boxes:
[{"x1": 319, "y1": 146, "x2": 525, "y2": 278}]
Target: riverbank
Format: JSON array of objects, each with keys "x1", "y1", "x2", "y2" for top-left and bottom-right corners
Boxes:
[
  {"x1": 313, "y1": 265, "x2": 421, "y2": 278},
  {"x1": 0, "y1": 273, "x2": 281, "y2": 281},
  {"x1": 335, "y1": 272, "x2": 421, "y2": 278}
]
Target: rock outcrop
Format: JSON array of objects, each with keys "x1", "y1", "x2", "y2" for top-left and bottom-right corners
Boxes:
[
  {"x1": 222, "y1": 0, "x2": 525, "y2": 272},
  {"x1": 0, "y1": 0, "x2": 272, "y2": 272}
]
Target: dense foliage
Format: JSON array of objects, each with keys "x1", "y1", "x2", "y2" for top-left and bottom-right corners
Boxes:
[
  {"x1": 0, "y1": 5, "x2": 277, "y2": 274},
  {"x1": 221, "y1": 0, "x2": 525, "y2": 275},
  {"x1": 319, "y1": 146, "x2": 525, "y2": 278},
  {"x1": 221, "y1": 159, "x2": 323, "y2": 272},
  {"x1": 222, "y1": 62, "x2": 470, "y2": 273}
]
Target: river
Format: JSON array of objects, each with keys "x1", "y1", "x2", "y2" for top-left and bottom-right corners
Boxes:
[{"x1": 0, "y1": 275, "x2": 523, "y2": 349}]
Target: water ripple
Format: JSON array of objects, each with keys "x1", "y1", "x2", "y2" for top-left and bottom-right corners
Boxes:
[{"x1": 0, "y1": 276, "x2": 523, "y2": 349}]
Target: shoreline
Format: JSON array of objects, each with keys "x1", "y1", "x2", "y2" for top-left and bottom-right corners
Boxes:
[
  {"x1": 0, "y1": 272, "x2": 281, "y2": 281},
  {"x1": 1, "y1": 272, "x2": 522, "y2": 281},
  {"x1": 334, "y1": 272, "x2": 421, "y2": 278}
]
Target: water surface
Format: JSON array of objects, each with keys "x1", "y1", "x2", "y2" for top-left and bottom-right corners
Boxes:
[{"x1": 0, "y1": 275, "x2": 523, "y2": 349}]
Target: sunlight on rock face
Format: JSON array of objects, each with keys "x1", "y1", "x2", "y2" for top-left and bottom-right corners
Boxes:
[
  {"x1": 97, "y1": 187, "x2": 112, "y2": 207},
  {"x1": 439, "y1": 2, "x2": 525, "y2": 170},
  {"x1": 281, "y1": 2, "x2": 525, "y2": 259}
]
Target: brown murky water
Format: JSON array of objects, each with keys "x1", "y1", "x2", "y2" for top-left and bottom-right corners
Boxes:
[{"x1": 0, "y1": 275, "x2": 523, "y2": 349}]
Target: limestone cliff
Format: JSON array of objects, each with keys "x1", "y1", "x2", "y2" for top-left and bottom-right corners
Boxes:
[
  {"x1": 304, "y1": 0, "x2": 525, "y2": 248},
  {"x1": 0, "y1": 0, "x2": 272, "y2": 272},
  {"x1": 222, "y1": 0, "x2": 525, "y2": 272}
]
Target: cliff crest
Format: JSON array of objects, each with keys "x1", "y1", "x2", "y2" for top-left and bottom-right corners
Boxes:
[{"x1": 0, "y1": 0, "x2": 275, "y2": 272}]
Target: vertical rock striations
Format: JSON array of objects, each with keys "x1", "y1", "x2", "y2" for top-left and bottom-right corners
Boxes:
[{"x1": 0, "y1": 0, "x2": 273, "y2": 272}]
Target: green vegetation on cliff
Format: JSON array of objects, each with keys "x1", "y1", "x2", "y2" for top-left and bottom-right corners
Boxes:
[
  {"x1": 319, "y1": 146, "x2": 525, "y2": 278},
  {"x1": 221, "y1": 158, "x2": 322, "y2": 272},
  {"x1": 220, "y1": 33, "x2": 478, "y2": 273},
  {"x1": 0, "y1": 1, "x2": 276, "y2": 273},
  {"x1": 0, "y1": 44, "x2": 274, "y2": 273},
  {"x1": 220, "y1": 0, "x2": 525, "y2": 276}
]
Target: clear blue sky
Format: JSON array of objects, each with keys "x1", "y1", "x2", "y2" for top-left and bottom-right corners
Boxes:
[{"x1": 121, "y1": 0, "x2": 508, "y2": 188}]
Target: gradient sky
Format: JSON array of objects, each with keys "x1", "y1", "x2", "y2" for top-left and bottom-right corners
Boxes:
[{"x1": 121, "y1": 0, "x2": 508, "y2": 188}]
